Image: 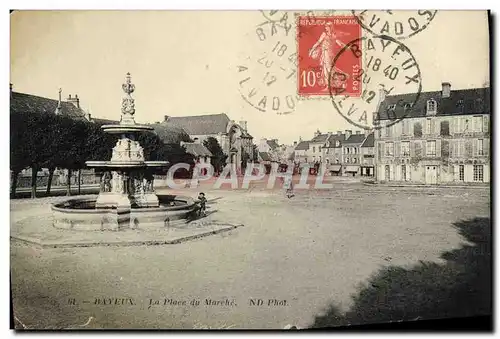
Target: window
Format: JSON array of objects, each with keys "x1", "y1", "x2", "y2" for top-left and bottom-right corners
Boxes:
[
  {"x1": 388, "y1": 104, "x2": 396, "y2": 110},
  {"x1": 459, "y1": 165, "x2": 464, "y2": 181},
  {"x1": 326, "y1": 159, "x2": 330, "y2": 164},
  {"x1": 414, "y1": 122, "x2": 422, "y2": 137},
  {"x1": 353, "y1": 158, "x2": 357, "y2": 163},
  {"x1": 441, "y1": 140, "x2": 450, "y2": 157},
  {"x1": 477, "y1": 139, "x2": 484, "y2": 156},
  {"x1": 318, "y1": 146, "x2": 322, "y2": 152},
  {"x1": 427, "y1": 99, "x2": 437, "y2": 114},
  {"x1": 414, "y1": 142, "x2": 422, "y2": 157},
  {"x1": 312, "y1": 146, "x2": 316, "y2": 153},
  {"x1": 385, "y1": 165, "x2": 391, "y2": 181},
  {"x1": 404, "y1": 103, "x2": 414, "y2": 110},
  {"x1": 345, "y1": 147, "x2": 350, "y2": 154},
  {"x1": 427, "y1": 140, "x2": 436, "y2": 156},
  {"x1": 473, "y1": 165, "x2": 484, "y2": 182},
  {"x1": 440, "y1": 121, "x2": 450, "y2": 136},
  {"x1": 335, "y1": 158, "x2": 339, "y2": 164},
  {"x1": 473, "y1": 116, "x2": 483, "y2": 132},
  {"x1": 401, "y1": 141, "x2": 410, "y2": 156},
  {"x1": 378, "y1": 143, "x2": 383, "y2": 160},
  {"x1": 353, "y1": 147, "x2": 357, "y2": 154},
  {"x1": 483, "y1": 116, "x2": 489, "y2": 133},
  {"x1": 457, "y1": 99, "x2": 465, "y2": 113},
  {"x1": 425, "y1": 118, "x2": 433, "y2": 134},
  {"x1": 385, "y1": 142, "x2": 394, "y2": 156},
  {"x1": 402, "y1": 165, "x2": 407, "y2": 181},
  {"x1": 346, "y1": 158, "x2": 350, "y2": 163}
]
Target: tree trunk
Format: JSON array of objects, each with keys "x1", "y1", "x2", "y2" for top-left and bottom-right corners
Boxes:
[
  {"x1": 66, "y1": 168, "x2": 72, "y2": 196},
  {"x1": 11, "y1": 170, "x2": 19, "y2": 198},
  {"x1": 78, "y1": 169, "x2": 81, "y2": 195},
  {"x1": 46, "y1": 167, "x2": 55, "y2": 196},
  {"x1": 31, "y1": 166, "x2": 38, "y2": 199}
]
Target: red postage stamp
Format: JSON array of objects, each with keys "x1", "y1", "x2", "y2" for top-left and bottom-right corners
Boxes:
[{"x1": 297, "y1": 16, "x2": 362, "y2": 97}]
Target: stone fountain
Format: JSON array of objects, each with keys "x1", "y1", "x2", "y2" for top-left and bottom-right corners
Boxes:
[{"x1": 51, "y1": 73, "x2": 197, "y2": 231}]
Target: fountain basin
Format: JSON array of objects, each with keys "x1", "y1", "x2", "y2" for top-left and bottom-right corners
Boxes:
[{"x1": 51, "y1": 195, "x2": 198, "y2": 231}]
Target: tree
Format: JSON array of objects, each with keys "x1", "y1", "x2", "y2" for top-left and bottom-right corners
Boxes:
[
  {"x1": 203, "y1": 137, "x2": 227, "y2": 175},
  {"x1": 10, "y1": 111, "x2": 31, "y2": 197},
  {"x1": 21, "y1": 112, "x2": 60, "y2": 198},
  {"x1": 252, "y1": 144, "x2": 259, "y2": 162}
]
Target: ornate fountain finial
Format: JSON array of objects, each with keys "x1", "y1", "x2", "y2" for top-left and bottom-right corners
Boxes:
[{"x1": 121, "y1": 72, "x2": 136, "y2": 122}]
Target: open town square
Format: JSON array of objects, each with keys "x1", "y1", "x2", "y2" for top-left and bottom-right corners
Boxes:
[{"x1": 9, "y1": 10, "x2": 491, "y2": 331}]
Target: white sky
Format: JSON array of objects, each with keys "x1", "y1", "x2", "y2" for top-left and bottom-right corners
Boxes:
[{"x1": 10, "y1": 10, "x2": 489, "y2": 144}]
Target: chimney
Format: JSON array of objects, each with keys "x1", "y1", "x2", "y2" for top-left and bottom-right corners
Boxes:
[
  {"x1": 356, "y1": 130, "x2": 361, "y2": 135},
  {"x1": 293, "y1": 141, "x2": 297, "y2": 146},
  {"x1": 442, "y1": 82, "x2": 451, "y2": 98},
  {"x1": 9, "y1": 83, "x2": 12, "y2": 99},
  {"x1": 67, "y1": 94, "x2": 80, "y2": 108},
  {"x1": 55, "y1": 88, "x2": 62, "y2": 115},
  {"x1": 86, "y1": 112, "x2": 91, "y2": 121},
  {"x1": 314, "y1": 129, "x2": 321, "y2": 137},
  {"x1": 379, "y1": 85, "x2": 386, "y2": 103},
  {"x1": 345, "y1": 129, "x2": 352, "y2": 139},
  {"x1": 164, "y1": 115, "x2": 169, "y2": 122},
  {"x1": 239, "y1": 120, "x2": 248, "y2": 131},
  {"x1": 337, "y1": 130, "x2": 342, "y2": 135}
]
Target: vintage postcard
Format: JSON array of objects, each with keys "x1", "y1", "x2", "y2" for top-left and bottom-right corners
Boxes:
[{"x1": 10, "y1": 10, "x2": 491, "y2": 330}]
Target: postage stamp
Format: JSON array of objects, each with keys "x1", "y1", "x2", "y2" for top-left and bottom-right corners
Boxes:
[
  {"x1": 328, "y1": 34, "x2": 422, "y2": 130},
  {"x1": 352, "y1": 10, "x2": 438, "y2": 40},
  {"x1": 297, "y1": 15, "x2": 362, "y2": 97}
]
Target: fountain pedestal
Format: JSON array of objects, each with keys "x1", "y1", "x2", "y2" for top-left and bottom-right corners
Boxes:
[{"x1": 52, "y1": 73, "x2": 198, "y2": 231}]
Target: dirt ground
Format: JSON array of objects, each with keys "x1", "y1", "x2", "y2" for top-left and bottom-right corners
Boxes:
[{"x1": 10, "y1": 183, "x2": 491, "y2": 329}]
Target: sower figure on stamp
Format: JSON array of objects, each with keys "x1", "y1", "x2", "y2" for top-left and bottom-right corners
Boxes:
[{"x1": 308, "y1": 21, "x2": 349, "y2": 91}]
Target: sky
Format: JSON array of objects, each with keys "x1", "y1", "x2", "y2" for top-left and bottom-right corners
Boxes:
[{"x1": 10, "y1": 10, "x2": 490, "y2": 144}]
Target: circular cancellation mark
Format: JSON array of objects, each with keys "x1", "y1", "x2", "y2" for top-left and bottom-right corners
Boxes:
[
  {"x1": 352, "y1": 10, "x2": 438, "y2": 40},
  {"x1": 328, "y1": 35, "x2": 423, "y2": 131}
]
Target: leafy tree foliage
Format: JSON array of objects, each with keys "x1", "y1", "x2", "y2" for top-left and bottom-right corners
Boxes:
[{"x1": 203, "y1": 137, "x2": 227, "y2": 175}]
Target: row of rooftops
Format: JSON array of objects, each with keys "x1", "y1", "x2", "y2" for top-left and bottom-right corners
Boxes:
[
  {"x1": 10, "y1": 87, "x2": 252, "y2": 146},
  {"x1": 294, "y1": 130, "x2": 375, "y2": 151},
  {"x1": 376, "y1": 83, "x2": 490, "y2": 120}
]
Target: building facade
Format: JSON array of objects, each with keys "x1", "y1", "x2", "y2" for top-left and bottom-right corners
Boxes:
[
  {"x1": 165, "y1": 114, "x2": 253, "y2": 174},
  {"x1": 360, "y1": 133, "x2": 375, "y2": 176},
  {"x1": 293, "y1": 129, "x2": 374, "y2": 176},
  {"x1": 374, "y1": 83, "x2": 490, "y2": 184}
]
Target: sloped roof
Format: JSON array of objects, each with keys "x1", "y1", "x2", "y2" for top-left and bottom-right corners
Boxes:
[
  {"x1": 294, "y1": 141, "x2": 310, "y2": 151},
  {"x1": 361, "y1": 132, "x2": 374, "y2": 147},
  {"x1": 324, "y1": 133, "x2": 346, "y2": 148},
  {"x1": 310, "y1": 133, "x2": 330, "y2": 143},
  {"x1": 149, "y1": 122, "x2": 192, "y2": 144},
  {"x1": 259, "y1": 152, "x2": 272, "y2": 161},
  {"x1": 166, "y1": 113, "x2": 230, "y2": 135},
  {"x1": 266, "y1": 139, "x2": 279, "y2": 150},
  {"x1": 344, "y1": 133, "x2": 366, "y2": 144},
  {"x1": 182, "y1": 143, "x2": 212, "y2": 157},
  {"x1": 10, "y1": 91, "x2": 87, "y2": 119},
  {"x1": 377, "y1": 87, "x2": 490, "y2": 120}
]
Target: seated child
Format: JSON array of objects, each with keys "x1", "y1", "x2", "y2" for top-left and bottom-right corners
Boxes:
[{"x1": 197, "y1": 192, "x2": 207, "y2": 216}]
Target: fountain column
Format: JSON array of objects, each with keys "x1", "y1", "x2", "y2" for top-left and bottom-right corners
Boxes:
[{"x1": 86, "y1": 73, "x2": 167, "y2": 210}]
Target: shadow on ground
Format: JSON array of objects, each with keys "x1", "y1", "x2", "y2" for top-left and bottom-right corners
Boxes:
[{"x1": 310, "y1": 217, "x2": 492, "y2": 329}]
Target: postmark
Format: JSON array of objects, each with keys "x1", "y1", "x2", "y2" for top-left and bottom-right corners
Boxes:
[
  {"x1": 236, "y1": 19, "x2": 301, "y2": 115},
  {"x1": 328, "y1": 35, "x2": 422, "y2": 130},
  {"x1": 297, "y1": 15, "x2": 362, "y2": 97},
  {"x1": 352, "y1": 10, "x2": 437, "y2": 40}
]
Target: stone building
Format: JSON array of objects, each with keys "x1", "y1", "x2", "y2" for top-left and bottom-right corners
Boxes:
[
  {"x1": 293, "y1": 139, "x2": 310, "y2": 164},
  {"x1": 360, "y1": 132, "x2": 375, "y2": 177},
  {"x1": 322, "y1": 131, "x2": 345, "y2": 175},
  {"x1": 164, "y1": 114, "x2": 253, "y2": 174},
  {"x1": 374, "y1": 82, "x2": 490, "y2": 184},
  {"x1": 342, "y1": 130, "x2": 367, "y2": 176}
]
